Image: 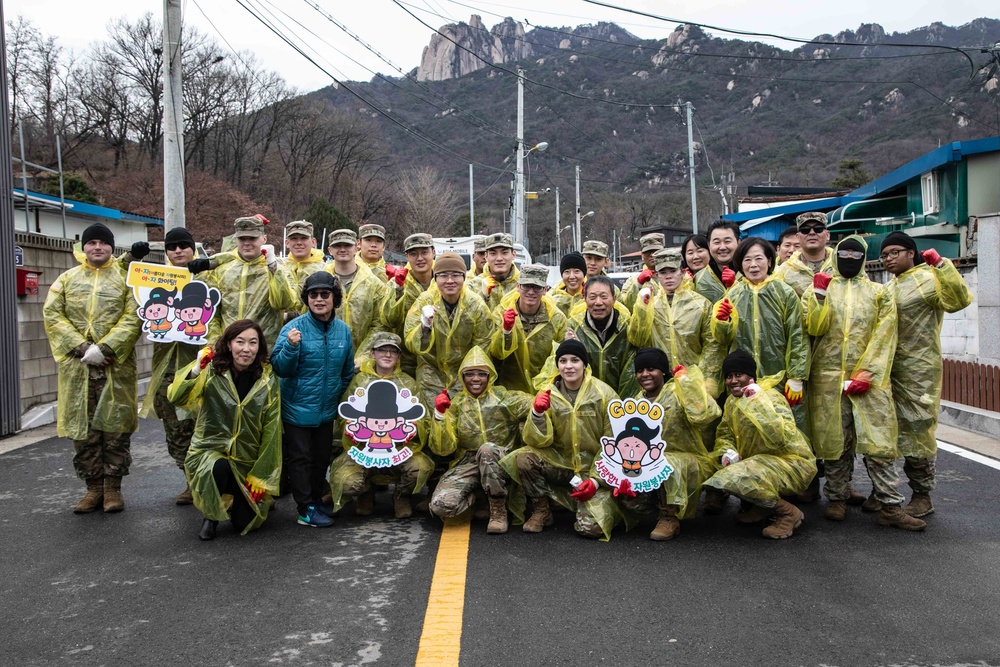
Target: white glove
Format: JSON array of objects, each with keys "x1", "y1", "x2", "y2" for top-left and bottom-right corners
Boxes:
[
  {"x1": 261, "y1": 244, "x2": 277, "y2": 266},
  {"x1": 420, "y1": 304, "x2": 437, "y2": 329},
  {"x1": 81, "y1": 344, "x2": 106, "y2": 366},
  {"x1": 786, "y1": 378, "x2": 803, "y2": 394},
  {"x1": 721, "y1": 448, "x2": 741, "y2": 467},
  {"x1": 742, "y1": 383, "x2": 762, "y2": 399},
  {"x1": 638, "y1": 287, "x2": 652, "y2": 305}
]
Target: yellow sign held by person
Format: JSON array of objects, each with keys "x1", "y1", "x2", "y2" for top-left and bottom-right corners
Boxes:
[{"x1": 127, "y1": 261, "x2": 220, "y2": 346}]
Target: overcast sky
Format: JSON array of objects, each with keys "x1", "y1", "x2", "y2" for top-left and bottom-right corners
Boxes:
[{"x1": 3, "y1": 0, "x2": 994, "y2": 92}]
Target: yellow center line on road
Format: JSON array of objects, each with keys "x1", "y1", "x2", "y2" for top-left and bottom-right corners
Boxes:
[{"x1": 414, "y1": 520, "x2": 472, "y2": 667}]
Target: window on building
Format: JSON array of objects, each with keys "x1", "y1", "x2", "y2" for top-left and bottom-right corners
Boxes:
[
  {"x1": 672, "y1": 235, "x2": 686, "y2": 244},
  {"x1": 921, "y1": 171, "x2": 940, "y2": 215}
]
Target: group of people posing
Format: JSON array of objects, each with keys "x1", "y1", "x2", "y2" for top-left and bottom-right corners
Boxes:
[{"x1": 42, "y1": 210, "x2": 972, "y2": 542}]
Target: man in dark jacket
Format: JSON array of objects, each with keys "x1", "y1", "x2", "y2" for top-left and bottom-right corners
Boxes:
[{"x1": 271, "y1": 271, "x2": 355, "y2": 527}]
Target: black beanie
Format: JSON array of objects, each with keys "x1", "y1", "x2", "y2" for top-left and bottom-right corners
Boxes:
[
  {"x1": 556, "y1": 339, "x2": 589, "y2": 367},
  {"x1": 164, "y1": 227, "x2": 196, "y2": 250},
  {"x1": 560, "y1": 252, "x2": 587, "y2": 275},
  {"x1": 81, "y1": 222, "x2": 114, "y2": 247},
  {"x1": 634, "y1": 347, "x2": 671, "y2": 377},
  {"x1": 880, "y1": 231, "x2": 923, "y2": 265},
  {"x1": 722, "y1": 349, "x2": 757, "y2": 379}
]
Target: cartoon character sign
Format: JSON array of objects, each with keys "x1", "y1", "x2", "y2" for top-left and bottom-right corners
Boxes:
[
  {"x1": 338, "y1": 380, "x2": 426, "y2": 469},
  {"x1": 127, "y1": 261, "x2": 219, "y2": 345},
  {"x1": 595, "y1": 398, "x2": 673, "y2": 495}
]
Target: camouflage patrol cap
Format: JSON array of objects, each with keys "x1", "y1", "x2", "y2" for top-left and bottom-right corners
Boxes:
[
  {"x1": 285, "y1": 220, "x2": 314, "y2": 238},
  {"x1": 369, "y1": 331, "x2": 402, "y2": 351},
  {"x1": 582, "y1": 240, "x2": 609, "y2": 258},
  {"x1": 796, "y1": 211, "x2": 828, "y2": 229},
  {"x1": 640, "y1": 233, "x2": 665, "y2": 253},
  {"x1": 328, "y1": 228, "x2": 358, "y2": 246},
  {"x1": 234, "y1": 215, "x2": 267, "y2": 238},
  {"x1": 518, "y1": 264, "x2": 549, "y2": 288},
  {"x1": 473, "y1": 236, "x2": 488, "y2": 252},
  {"x1": 654, "y1": 247, "x2": 683, "y2": 271},
  {"x1": 404, "y1": 233, "x2": 434, "y2": 251},
  {"x1": 484, "y1": 232, "x2": 514, "y2": 251},
  {"x1": 358, "y1": 223, "x2": 385, "y2": 240}
]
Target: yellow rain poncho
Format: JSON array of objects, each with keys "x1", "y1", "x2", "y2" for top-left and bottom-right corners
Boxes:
[
  {"x1": 803, "y1": 235, "x2": 898, "y2": 461},
  {"x1": 430, "y1": 347, "x2": 533, "y2": 462},
  {"x1": 43, "y1": 255, "x2": 142, "y2": 441},
  {"x1": 711, "y1": 274, "x2": 809, "y2": 384},
  {"x1": 549, "y1": 282, "x2": 584, "y2": 317},
  {"x1": 327, "y1": 260, "x2": 388, "y2": 365},
  {"x1": 202, "y1": 252, "x2": 299, "y2": 347},
  {"x1": 773, "y1": 248, "x2": 835, "y2": 297},
  {"x1": 889, "y1": 259, "x2": 973, "y2": 459},
  {"x1": 381, "y1": 268, "x2": 436, "y2": 375},
  {"x1": 489, "y1": 290, "x2": 569, "y2": 393},
  {"x1": 475, "y1": 264, "x2": 520, "y2": 312},
  {"x1": 404, "y1": 285, "x2": 494, "y2": 408},
  {"x1": 363, "y1": 256, "x2": 388, "y2": 282},
  {"x1": 501, "y1": 370, "x2": 622, "y2": 538},
  {"x1": 169, "y1": 361, "x2": 282, "y2": 535},
  {"x1": 283, "y1": 249, "x2": 328, "y2": 304},
  {"x1": 703, "y1": 374, "x2": 816, "y2": 505},
  {"x1": 628, "y1": 283, "x2": 725, "y2": 396},
  {"x1": 693, "y1": 265, "x2": 727, "y2": 303},
  {"x1": 639, "y1": 366, "x2": 722, "y2": 519},
  {"x1": 328, "y1": 357, "x2": 434, "y2": 512}
]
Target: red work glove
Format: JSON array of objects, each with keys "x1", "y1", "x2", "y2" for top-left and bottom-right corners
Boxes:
[
  {"x1": 394, "y1": 267, "x2": 409, "y2": 288},
  {"x1": 638, "y1": 287, "x2": 652, "y2": 305},
  {"x1": 922, "y1": 248, "x2": 943, "y2": 267},
  {"x1": 199, "y1": 346, "x2": 214, "y2": 369},
  {"x1": 613, "y1": 478, "x2": 636, "y2": 499},
  {"x1": 502, "y1": 308, "x2": 517, "y2": 332},
  {"x1": 784, "y1": 378, "x2": 803, "y2": 406},
  {"x1": 486, "y1": 275, "x2": 498, "y2": 296},
  {"x1": 253, "y1": 214, "x2": 270, "y2": 225},
  {"x1": 672, "y1": 365, "x2": 687, "y2": 379},
  {"x1": 845, "y1": 370, "x2": 873, "y2": 396},
  {"x1": 532, "y1": 389, "x2": 551, "y2": 415},
  {"x1": 685, "y1": 268, "x2": 694, "y2": 280},
  {"x1": 813, "y1": 272, "x2": 832, "y2": 297},
  {"x1": 637, "y1": 268, "x2": 654, "y2": 285},
  {"x1": 714, "y1": 298, "x2": 733, "y2": 322},
  {"x1": 434, "y1": 389, "x2": 450, "y2": 419},
  {"x1": 570, "y1": 478, "x2": 598, "y2": 502},
  {"x1": 721, "y1": 267, "x2": 736, "y2": 288},
  {"x1": 385, "y1": 264, "x2": 398, "y2": 279},
  {"x1": 245, "y1": 480, "x2": 265, "y2": 504}
]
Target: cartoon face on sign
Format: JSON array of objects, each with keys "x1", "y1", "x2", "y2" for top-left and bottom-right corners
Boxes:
[
  {"x1": 595, "y1": 398, "x2": 673, "y2": 495},
  {"x1": 338, "y1": 380, "x2": 426, "y2": 469},
  {"x1": 128, "y1": 261, "x2": 219, "y2": 345}
]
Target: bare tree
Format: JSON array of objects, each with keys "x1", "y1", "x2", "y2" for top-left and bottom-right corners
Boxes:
[{"x1": 395, "y1": 166, "x2": 460, "y2": 238}]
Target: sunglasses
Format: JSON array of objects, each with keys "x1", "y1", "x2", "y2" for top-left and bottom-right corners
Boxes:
[
  {"x1": 308, "y1": 290, "x2": 333, "y2": 299},
  {"x1": 164, "y1": 243, "x2": 192, "y2": 252},
  {"x1": 520, "y1": 284, "x2": 546, "y2": 293},
  {"x1": 798, "y1": 223, "x2": 826, "y2": 234}
]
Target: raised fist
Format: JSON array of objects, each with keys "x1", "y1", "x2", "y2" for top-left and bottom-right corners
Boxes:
[
  {"x1": 637, "y1": 268, "x2": 654, "y2": 285},
  {"x1": 394, "y1": 267, "x2": 409, "y2": 288},
  {"x1": 715, "y1": 298, "x2": 733, "y2": 322},
  {"x1": 813, "y1": 272, "x2": 832, "y2": 297},
  {"x1": 922, "y1": 248, "x2": 942, "y2": 267},
  {"x1": 532, "y1": 389, "x2": 551, "y2": 415},
  {"x1": 721, "y1": 267, "x2": 736, "y2": 288},
  {"x1": 502, "y1": 308, "x2": 517, "y2": 332}
]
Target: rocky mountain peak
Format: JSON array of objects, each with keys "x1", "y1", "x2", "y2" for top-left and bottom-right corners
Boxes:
[{"x1": 416, "y1": 14, "x2": 532, "y2": 82}]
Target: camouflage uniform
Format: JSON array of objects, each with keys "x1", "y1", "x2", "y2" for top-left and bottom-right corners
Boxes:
[
  {"x1": 514, "y1": 451, "x2": 604, "y2": 537},
  {"x1": 424, "y1": 445, "x2": 508, "y2": 517},
  {"x1": 824, "y1": 396, "x2": 904, "y2": 506},
  {"x1": 74, "y1": 373, "x2": 132, "y2": 480}
]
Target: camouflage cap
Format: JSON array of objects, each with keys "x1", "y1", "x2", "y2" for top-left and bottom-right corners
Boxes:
[
  {"x1": 404, "y1": 233, "x2": 434, "y2": 251},
  {"x1": 285, "y1": 220, "x2": 314, "y2": 237},
  {"x1": 796, "y1": 211, "x2": 828, "y2": 228},
  {"x1": 484, "y1": 232, "x2": 514, "y2": 250},
  {"x1": 234, "y1": 215, "x2": 266, "y2": 238},
  {"x1": 582, "y1": 240, "x2": 609, "y2": 258},
  {"x1": 518, "y1": 263, "x2": 549, "y2": 288},
  {"x1": 654, "y1": 247, "x2": 683, "y2": 271},
  {"x1": 358, "y1": 223, "x2": 385, "y2": 240},
  {"x1": 640, "y1": 233, "x2": 665, "y2": 253},
  {"x1": 473, "y1": 236, "x2": 488, "y2": 252},
  {"x1": 328, "y1": 228, "x2": 358, "y2": 246},
  {"x1": 369, "y1": 331, "x2": 402, "y2": 351}
]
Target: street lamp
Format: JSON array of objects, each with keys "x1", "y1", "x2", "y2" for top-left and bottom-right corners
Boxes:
[
  {"x1": 515, "y1": 140, "x2": 548, "y2": 249},
  {"x1": 575, "y1": 210, "x2": 594, "y2": 251}
]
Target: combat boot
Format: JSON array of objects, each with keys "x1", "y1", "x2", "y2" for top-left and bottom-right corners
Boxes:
[
  {"x1": 862, "y1": 491, "x2": 881, "y2": 513},
  {"x1": 103, "y1": 476, "x2": 125, "y2": 513},
  {"x1": 761, "y1": 499, "x2": 804, "y2": 539},
  {"x1": 846, "y1": 487, "x2": 866, "y2": 506},
  {"x1": 649, "y1": 504, "x2": 680, "y2": 541},
  {"x1": 175, "y1": 484, "x2": 193, "y2": 506},
  {"x1": 735, "y1": 501, "x2": 768, "y2": 524},
  {"x1": 702, "y1": 488, "x2": 725, "y2": 515},
  {"x1": 904, "y1": 493, "x2": 934, "y2": 518},
  {"x1": 486, "y1": 496, "x2": 508, "y2": 534},
  {"x1": 523, "y1": 497, "x2": 554, "y2": 533},
  {"x1": 355, "y1": 491, "x2": 374, "y2": 516},
  {"x1": 73, "y1": 478, "x2": 104, "y2": 514},
  {"x1": 824, "y1": 500, "x2": 847, "y2": 521},
  {"x1": 877, "y1": 504, "x2": 926, "y2": 531},
  {"x1": 393, "y1": 489, "x2": 413, "y2": 519}
]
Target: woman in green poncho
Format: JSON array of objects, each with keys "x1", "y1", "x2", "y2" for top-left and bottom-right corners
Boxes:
[{"x1": 169, "y1": 319, "x2": 282, "y2": 541}]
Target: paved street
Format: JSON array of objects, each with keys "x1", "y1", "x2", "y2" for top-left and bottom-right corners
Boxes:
[{"x1": 2, "y1": 418, "x2": 999, "y2": 667}]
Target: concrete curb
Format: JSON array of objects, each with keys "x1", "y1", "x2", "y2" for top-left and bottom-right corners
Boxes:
[{"x1": 939, "y1": 400, "x2": 1000, "y2": 440}]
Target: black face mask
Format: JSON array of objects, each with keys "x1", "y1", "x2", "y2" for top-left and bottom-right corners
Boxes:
[{"x1": 837, "y1": 256, "x2": 864, "y2": 279}]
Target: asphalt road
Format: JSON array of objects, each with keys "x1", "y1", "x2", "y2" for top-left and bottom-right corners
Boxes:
[{"x1": 2, "y1": 418, "x2": 999, "y2": 667}]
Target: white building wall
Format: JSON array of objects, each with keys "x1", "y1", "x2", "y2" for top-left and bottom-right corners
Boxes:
[{"x1": 14, "y1": 208, "x2": 149, "y2": 245}]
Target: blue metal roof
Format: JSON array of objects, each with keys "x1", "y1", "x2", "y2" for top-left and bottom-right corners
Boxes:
[
  {"x1": 13, "y1": 188, "x2": 164, "y2": 226},
  {"x1": 723, "y1": 136, "x2": 1000, "y2": 227}
]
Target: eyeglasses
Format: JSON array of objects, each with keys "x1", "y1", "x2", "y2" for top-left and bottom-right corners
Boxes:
[
  {"x1": 436, "y1": 272, "x2": 465, "y2": 281},
  {"x1": 837, "y1": 250, "x2": 865, "y2": 260},
  {"x1": 879, "y1": 248, "x2": 907, "y2": 261},
  {"x1": 798, "y1": 223, "x2": 826, "y2": 234},
  {"x1": 520, "y1": 284, "x2": 546, "y2": 293},
  {"x1": 308, "y1": 290, "x2": 333, "y2": 299}
]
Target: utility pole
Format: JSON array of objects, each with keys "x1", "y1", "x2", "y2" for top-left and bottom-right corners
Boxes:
[
  {"x1": 514, "y1": 66, "x2": 525, "y2": 249},
  {"x1": 686, "y1": 101, "x2": 698, "y2": 234},
  {"x1": 163, "y1": 0, "x2": 185, "y2": 231},
  {"x1": 555, "y1": 187, "x2": 561, "y2": 258},
  {"x1": 468, "y1": 164, "x2": 474, "y2": 235},
  {"x1": 574, "y1": 165, "x2": 582, "y2": 252}
]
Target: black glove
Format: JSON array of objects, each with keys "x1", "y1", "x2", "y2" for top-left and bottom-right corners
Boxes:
[
  {"x1": 130, "y1": 241, "x2": 150, "y2": 260},
  {"x1": 187, "y1": 258, "x2": 211, "y2": 274}
]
